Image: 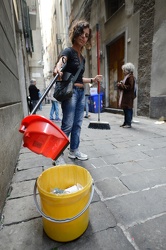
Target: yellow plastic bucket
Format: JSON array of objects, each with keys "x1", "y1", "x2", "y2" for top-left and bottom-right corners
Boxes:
[{"x1": 34, "y1": 165, "x2": 94, "y2": 242}]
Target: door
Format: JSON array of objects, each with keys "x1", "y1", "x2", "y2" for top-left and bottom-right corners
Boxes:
[{"x1": 108, "y1": 35, "x2": 125, "y2": 108}]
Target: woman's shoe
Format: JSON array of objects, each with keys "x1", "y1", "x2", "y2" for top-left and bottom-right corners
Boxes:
[
  {"x1": 55, "y1": 118, "x2": 62, "y2": 122},
  {"x1": 68, "y1": 150, "x2": 88, "y2": 161},
  {"x1": 123, "y1": 125, "x2": 131, "y2": 128},
  {"x1": 120, "y1": 124, "x2": 125, "y2": 127},
  {"x1": 52, "y1": 155, "x2": 66, "y2": 165}
]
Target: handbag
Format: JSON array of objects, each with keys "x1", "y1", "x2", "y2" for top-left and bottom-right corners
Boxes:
[{"x1": 53, "y1": 61, "x2": 84, "y2": 102}]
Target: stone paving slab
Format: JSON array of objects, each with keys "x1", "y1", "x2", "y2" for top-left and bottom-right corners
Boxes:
[
  {"x1": 18, "y1": 152, "x2": 52, "y2": 163},
  {"x1": 89, "y1": 165, "x2": 121, "y2": 180},
  {"x1": 117, "y1": 150, "x2": 150, "y2": 162},
  {"x1": 86, "y1": 201, "x2": 117, "y2": 233},
  {"x1": 12, "y1": 167, "x2": 44, "y2": 182},
  {"x1": 83, "y1": 128, "x2": 112, "y2": 139},
  {"x1": 84, "y1": 157, "x2": 108, "y2": 168},
  {"x1": 120, "y1": 168, "x2": 166, "y2": 191},
  {"x1": 91, "y1": 138, "x2": 117, "y2": 146},
  {"x1": 101, "y1": 152, "x2": 149, "y2": 165},
  {"x1": 82, "y1": 147, "x2": 105, "y2": 158},
  {"x1": 18, "y1": 151, "x2": 42, "y2": 160},
  {"x1": 0, "y1": 218, "x2": 60, "y2": 250},
  {"x1": 95, "y1": 177, "x2": 129, "y2": 199},
  {"x1": 107, "y1": 135, "x2": 128, "y2": 143},
  {"x1": 0, "y1": 199, "x2": 119, "y2": 250},
  {"x1": 137, "y1": 157, "x2": 166, "y2": 170},
  {"x1": 17, "y1": 154, "x2": 51, "y2": 170},
  {"x1": 93, "y1": 143, "x2": 117, "y2": 154},
  {"x1": 91, "y1": 189, "x2": 100, "y2": 203},
  {"x1": 0, "y1": 216, "x2": 134, "y2": 250},
  {"x1": 105, "y1": 186, "x2": 166, "y2": 227},
  {"x1": 63, "y1": 157, "x2": 100, "y2": 171},
  {"x1": 3, "y1": 196, "x2": 40, "y2": 225},
  {"x1": 19, "y1": 146, "x2": 31, "y2": 154},
  {"x1": 128, "y1": 213, "x2": 166, "y2": 250},
  {"x1": 56, "y1": 226, "x2": 135, "y2": 250},
  {"x1": 12, "y1": 167, "x2": 43, "y2": 182},
  {"x1": 112, "y1": 141, "x2": 134, "y2": 149},
  {"x1": 9, "y1": 180, "x2": 36, "y2": 198},
  {"x1": 148, "y1": 140, "x2": 166, "y2": 149},
  {"x1": 143, "y1": 147, "x2": 166, "y2": 158},
  {"x1": 115, "y1": 161, "x2": 145, "y2": 174}
]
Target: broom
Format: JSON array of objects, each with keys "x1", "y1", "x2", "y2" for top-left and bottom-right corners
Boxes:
[{"x1": 88, "y1": 24, "x2": 110, "y2": 130}]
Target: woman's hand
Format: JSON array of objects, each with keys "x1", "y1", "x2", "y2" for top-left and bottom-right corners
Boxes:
[
  {"x1": 53, "y1": 56, "x2": 67, "y2": 78},
  {"x1": 93, "y1": 75, "x2": 103, "y2": 83},
  {"x1": 53, "y1": 65, "x2": 63, "y2": 78},
  {"x1": 117, "y1": 81, "x2": 123, "y2": 89}
]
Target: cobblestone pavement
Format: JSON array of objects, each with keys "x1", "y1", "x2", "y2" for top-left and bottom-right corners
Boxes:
[{"x1": 0, "y1": 103, "x2": 166, "y2": 250}]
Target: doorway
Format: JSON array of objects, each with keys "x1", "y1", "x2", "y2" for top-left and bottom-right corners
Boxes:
[{"x1": 107, "y1": 34, "x2": 125, "y2": 108}]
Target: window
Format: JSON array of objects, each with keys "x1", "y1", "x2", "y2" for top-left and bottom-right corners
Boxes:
[
  {"x1": 105, "y1": 0, "x2": 125, "y2": 19},
  {"x1": 21, "y1": 0, "x2": 34, "y2": 53}
]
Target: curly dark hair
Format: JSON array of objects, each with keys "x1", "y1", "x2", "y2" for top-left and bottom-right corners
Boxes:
[{"x1": 69, "y1": 20, "x2": 92, "y2": 48}]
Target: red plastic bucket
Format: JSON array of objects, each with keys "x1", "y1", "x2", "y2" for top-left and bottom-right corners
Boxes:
[{"x1": 19, "y1": 115, "x2": 69, "y2": 160}]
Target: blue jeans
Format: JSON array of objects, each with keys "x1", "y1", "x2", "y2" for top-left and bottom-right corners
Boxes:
[
  {"x1": 31, "y1": 100, "x2": 38, "y2": 114},
  {"x1": 38, "y1": 92, "x2": 42, "y2": 110},
  {"x1": 50, "y1": 100, "x2": 59, "y2": 120},
  {"x1": 84, "y1": 95, "x2": 89, "y2": 116},
  {"x1": 123, "y1": 108, "x2": 133, "y2": 126},
  {"x1": 61, "y1": 87, "x2": 85, "y2": 151}
]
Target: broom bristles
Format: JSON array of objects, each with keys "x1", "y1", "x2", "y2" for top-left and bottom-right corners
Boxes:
[{"x1": 88, "y1": 121, "x2": 111, "y2": 130}]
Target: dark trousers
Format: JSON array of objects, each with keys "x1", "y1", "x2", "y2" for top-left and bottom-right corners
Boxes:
[{"x1": 123, "y1": 108, "x2": 133, "y2": 126}]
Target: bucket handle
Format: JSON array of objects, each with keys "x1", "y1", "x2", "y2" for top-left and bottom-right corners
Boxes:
[{"x1": 33, "y1": 179, "x2": 94, "y2": 223}]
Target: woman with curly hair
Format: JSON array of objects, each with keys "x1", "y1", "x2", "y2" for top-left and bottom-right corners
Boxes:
[{"x1": 53, "y1": 20, "x2": 102, "y2": 163}]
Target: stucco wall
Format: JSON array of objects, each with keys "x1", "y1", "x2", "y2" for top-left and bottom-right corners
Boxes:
[
  {"x1": 0, "y1": 0, "x2": 23, "y2": 211},
  {"x1": 28, "y1": 0, "x2": 44, "y2": 93},
  {"x1": 150, "y1": 0, "x2": 166, "y2": 118},
  {"x1": 151, "y1": 23, "x2": 166, "y2": 97}
]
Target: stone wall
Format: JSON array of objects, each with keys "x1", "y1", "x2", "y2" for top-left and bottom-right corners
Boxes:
[{"x1": 134, "y1": 0, "x2": 155, "y2": 116}]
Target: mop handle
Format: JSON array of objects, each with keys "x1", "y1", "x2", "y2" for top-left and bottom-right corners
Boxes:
[
  {"x1": 96, "y1": 23, "x2": 101, "y2": 121},
  {"x1": 96, "y1": 23, "x2": 100, "y2": 93},
  {"x1": 30, "y1": 59, "x2": 66, "y2": 115}
]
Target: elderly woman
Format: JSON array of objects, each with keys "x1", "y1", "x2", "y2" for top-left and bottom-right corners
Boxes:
[{"x1": 117, "y1": 62, "x2": 136, "y2": 128}]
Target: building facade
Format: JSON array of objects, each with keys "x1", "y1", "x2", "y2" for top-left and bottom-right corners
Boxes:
[
  {"x1": 50, "y1": 0, "x2": 166, "y2": 119},
  {"x1": 0, "y1": 0, "x2": 24, "y2": 211},
  {"x1": 38, "y1": 0, "x2": 71, "y2": 87},
  {"x1": 27, "y1": 0, "x2": 44, "y2": 92},
  {"x1": 0, "y1": 0, "x2": 44, "y2": 212},
  {"x1": 1, "y1": 0, "x2": 165, "y2": 213}
]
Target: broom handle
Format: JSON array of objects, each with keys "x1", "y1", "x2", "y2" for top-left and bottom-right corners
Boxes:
[
  {"x1": 30, "y1": 62, "x2": 66, "y2": 115},
  {"x1": 96, "y1": 23, "x2": 100, "y2": 121}
]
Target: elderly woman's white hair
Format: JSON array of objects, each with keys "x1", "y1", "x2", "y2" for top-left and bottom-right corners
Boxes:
[
  {"x1": 122, "y1": 62, "x2": 135, "y2": 73},
  {"x1": 30, "y1": 79, "x2": 36, "y2": 84}
]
